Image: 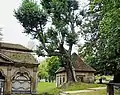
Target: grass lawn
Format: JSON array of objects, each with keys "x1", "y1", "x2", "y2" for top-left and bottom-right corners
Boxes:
[
  {"x1": 37, "y1": 82, "x2": 57, "y2": 94},
  {"x1": 70, "y1": 89, "x2": 106, "y2": 95},
  {"x1": 63, "y1": 83, "x2": 105, "y2": 91},
  {"x1": 37, "y1": 82, "x2": 106, "y2": 95}
]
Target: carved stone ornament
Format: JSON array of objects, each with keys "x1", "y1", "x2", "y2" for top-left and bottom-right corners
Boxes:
[
  {"x1": 7, "y1": 65, "x2": 12, "y2": 71},
  {"x1": 19, "y1": 66, "x2": 26, "y2": 74}
]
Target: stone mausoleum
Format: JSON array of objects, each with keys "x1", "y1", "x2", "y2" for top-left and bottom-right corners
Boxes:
[
  {"x1": 0, "y1": 42, "x2": 39, "y2": 95},
  {"x1": 56, "y1": 53, "x2": 96, "y2": 87}
]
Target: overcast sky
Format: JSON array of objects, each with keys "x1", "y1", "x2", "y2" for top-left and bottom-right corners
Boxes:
[
  {"x1": 0, "y1": 0, "x2": 32, "y2": 47},
  {"x1": 0, "y1": 0, "x2": 88, "y2": 46},
  {"x1": 0, "y1": 0, "x2": 88, "y2": 61}
]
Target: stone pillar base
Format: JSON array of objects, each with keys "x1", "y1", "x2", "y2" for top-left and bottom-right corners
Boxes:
[
  {"x1": 5, "y1": 91, "x2": 11, "y2": 95},
  {"x1": 32, "y1": 91, "x2": 36, "y2": 95}
]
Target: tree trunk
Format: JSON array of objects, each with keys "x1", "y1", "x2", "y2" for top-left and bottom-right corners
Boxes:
[
  {"x1": 59, "y1": 43, "x2": 76, "y2": 83},
  {"x1": 113, "y1": 72, "x2": 120, "y2": 83},
  {"x1": 64, "y1": 61, "x2": 76, "y2": 82}
]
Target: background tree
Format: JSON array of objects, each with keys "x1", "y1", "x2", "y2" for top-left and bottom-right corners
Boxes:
[
  {"x1": 78, "y1": 0, "x2": 102, "y2": 74},
  {"x1": 14, "y1": 0, "x2": 84, "y2": 82},
  {"x1": 38, "y1": 60, "x2": 48, "y2": 81},
  {"x1": 47, "y1": 56, "x2": 60, "y2": 82},
  {"x1": 38, "y1": 56, "x2": 60, "y2": 82},
  {"x1": 79, "y1": 0, "x2": 120, "y2": 82}
]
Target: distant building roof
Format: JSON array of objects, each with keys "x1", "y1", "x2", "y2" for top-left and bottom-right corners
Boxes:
[
  {"x1": 0, "y1": 42, "x2": 38, "y2": 64},
  {"x1": 56, "y1": 53, "x2": 96, "y2": 74}
]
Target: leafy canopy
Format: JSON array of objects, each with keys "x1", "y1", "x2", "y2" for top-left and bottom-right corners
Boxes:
[
  {"x1": 14, "y1": 0, "x2": 83, "y2": 57},
  {"x1": 79, "y1": 0, "x2": 120, "y2": 75},
  {"x1": 38, "y1": 56, "x2": 60, "y2": 80},
  {"x1": 14, "y1": 0, "x2": 84, "y2": 82}
]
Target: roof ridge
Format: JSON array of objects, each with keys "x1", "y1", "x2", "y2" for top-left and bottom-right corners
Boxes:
[
  {"x1": 0, "y1": 42, "x2": 33, "y2": 52},
  {"x1": 56, "y1": 54, "x2": 96, "y2": 73}
]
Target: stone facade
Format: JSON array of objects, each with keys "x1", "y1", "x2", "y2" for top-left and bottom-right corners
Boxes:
[
  {"x1": 56, "y1": 53, "x2": 96, "y2": 87},
  {"x1": 56, "y1": 72, "x2": 67, "y2": 87},
  {"x1": 56, "y1": 71, "x2": 95, "y2": 87},
  {"x1": 0, "y1": 42, "x2": 39, "y2": 95},
  {"x1": 75, "y1": 72, "x2": 95, "y2": 83}
]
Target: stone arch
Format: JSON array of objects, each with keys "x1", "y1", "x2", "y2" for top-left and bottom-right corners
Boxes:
[
  {"x1": 0, "y1": 68, "x2": 6, "y2": 95},
  {"x1": 11, "y1": 66, "x2": 32, "y2": 94},
  {"x1": 11, "y1": 66, "x2": 32, "y2": 80},
  {"x1": 0, "y1": 68, "x2": 6, "y2": 79}
]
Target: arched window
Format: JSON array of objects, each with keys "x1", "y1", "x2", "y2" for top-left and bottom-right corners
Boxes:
[
  {"x1": 0, "y1": 72, "x2": 5, "y2": 95},
  {"x1": 12, "y1": 72, "x2": 31, "y2": 94}
]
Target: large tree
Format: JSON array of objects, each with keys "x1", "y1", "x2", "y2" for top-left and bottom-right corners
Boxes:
[
  {"x1": 14, "y1": 0, "x2": 83, "y2": 82},
  {"x1": 79, "y1": 0, "x2": 120, "y2": 82}
]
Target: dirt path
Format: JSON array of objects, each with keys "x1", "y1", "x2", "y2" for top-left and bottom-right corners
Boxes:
[{"x1": 60, "y1": 87, "x2": 106, "y2": 95}]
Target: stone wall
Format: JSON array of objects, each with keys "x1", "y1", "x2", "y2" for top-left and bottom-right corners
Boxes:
[
  {"x1": 56, "y1": 72, "x2": 67, "y2": 87},
  {"x1": 56, "y1": 71, "x2": 95, "y2": 87},
  {"x1": 0, "y1": 65, "x2": 37, "y2": 95},
  {"x1": 76, "y1": 72, "x2": 95, "y2": 83}
]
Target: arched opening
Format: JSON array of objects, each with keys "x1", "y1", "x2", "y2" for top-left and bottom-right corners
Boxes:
[
  {"x1": 12, "y1": 72, "x2": 31, "y2": 94},
  {"x1": 0, "y1": 72, "x2": 5, "y2": 95}
]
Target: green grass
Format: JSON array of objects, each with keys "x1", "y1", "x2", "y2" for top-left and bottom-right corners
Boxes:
[
  {"x1": 115, "y1": 88, "x2": 120, "y2": 95},
  {"x1": 64, "y1": 83, "x2": 105, "y2": 91},
  {"x1": 37, "y1": 82, "x2": 106, "y2": 95},
  {"x1": 37, "y1": 82, "x2": 57, "y2": 94}
]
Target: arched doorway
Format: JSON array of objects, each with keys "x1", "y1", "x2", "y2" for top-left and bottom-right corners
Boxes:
[
  {"x1": 12, "y1": 72, "x2": 31, "y2": 94},
  {"x1": 0, "y1": 72, "x2": 5, "y2": 95}
]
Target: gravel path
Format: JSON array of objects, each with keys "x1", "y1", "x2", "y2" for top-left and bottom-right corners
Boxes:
[{"x1": 60, "y1": 87, "x2": 106, "y2": 95}]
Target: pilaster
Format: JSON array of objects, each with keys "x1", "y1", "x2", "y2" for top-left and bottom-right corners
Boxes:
[
  {"x1": 31, "y1": 67, "x2": 37, "y2": 95},
  {"x1": 5, "y1": 65, "x2": 12, "y2": 95}
]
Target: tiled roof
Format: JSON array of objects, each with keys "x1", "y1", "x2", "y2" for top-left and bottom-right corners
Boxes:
[
  {"x1": 0, "y1": 42, "x2": 38, "y2": 64},
  {"x1": 0, "y1": 42, "x2": 32, "y2": 52},
  {"x1": 56, "y1": 53, "x2": 96, "y2": 73}
]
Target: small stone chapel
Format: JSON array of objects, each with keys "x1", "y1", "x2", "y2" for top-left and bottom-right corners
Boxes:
[
  {"x1": 56, "y1": 53, "x2": 96, "y2": 87},
  {"x1": 0, "y1": 42, "x2": 39, "y2": 95}
]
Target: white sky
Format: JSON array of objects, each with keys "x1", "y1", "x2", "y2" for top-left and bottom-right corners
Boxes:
[
  {"x1": 0, "y1": 0, "x2": 87, "y2": 61},
  {"x1": 0, "y1": 0, "x2": 32, "y2": 47},
  {"x1": 0, "y1": 0, "x2": 87, "y2": 46}
]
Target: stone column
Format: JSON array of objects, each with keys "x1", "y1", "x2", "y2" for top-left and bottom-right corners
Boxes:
[
  {"x1": 5, "y1": 66, "x2": 12, "y2": 95},
  {"x1": 32, "y1": 67, "x2": 37, "y2": 95}
]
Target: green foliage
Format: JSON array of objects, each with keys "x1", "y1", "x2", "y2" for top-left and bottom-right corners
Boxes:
[
  {"x1": 14, "y1": 0, "x2": 84, "y2": 82},
  {"x1": 79, "y1": 0, "x2": 120, "y2": 76},
  {"x1": 14, "y1": 0, "x2": 81, "y2": 56},
  {"x1": 38, "y1": 56, "x2": 60, "y2": 81},
  {"x1": 38, "y1": 60, "x2": 48, "y2": 79},
  {"x1": 47, "y1": 56, "x2": 60, "y2": 81},
  {"x1": 14, "y1": 0, "x2": 47, "y2": 35}
]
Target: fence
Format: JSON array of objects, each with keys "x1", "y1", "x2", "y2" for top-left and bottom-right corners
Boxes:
[{"x1": 107, "y1": 83, "x2": 120, "y2": 95}]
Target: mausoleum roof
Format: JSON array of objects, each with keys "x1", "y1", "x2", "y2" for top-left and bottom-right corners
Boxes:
[
  {"x1": 0, "y1": 42, "x2": 32, "y2": 52},
  {"x1": 0, "y1": 42, "x2": 38, "y2": 65},
  {"x1": 56, "y1": 53, "x2": 96, "y2": 74}
]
